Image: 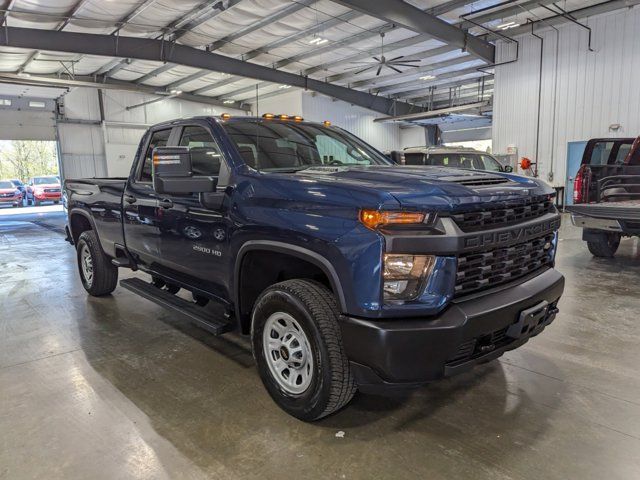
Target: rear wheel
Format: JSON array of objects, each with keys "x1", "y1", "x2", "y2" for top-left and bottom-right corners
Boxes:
[
  {"x1": 587, "y1": 232, "x2": 621, "y2": 258},
  {"x1": 76, "y1": 230, "x2": 118, "y2": 296},
  {"x1": 251, "y1": 279, "x2": 356, "y2": 421}
]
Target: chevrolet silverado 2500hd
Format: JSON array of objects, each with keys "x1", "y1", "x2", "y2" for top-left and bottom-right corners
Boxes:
[{"x1": 65, "y1": 115, "x2": 564, "y2": 421}]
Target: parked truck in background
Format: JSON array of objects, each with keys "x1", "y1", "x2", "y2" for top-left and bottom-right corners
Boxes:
[
  {"x1": 64, "y1": 114, "x2": 564, "y2": 421},
  {"x1": 567, "y1": 137, "x2": 640, "y2": 257}
]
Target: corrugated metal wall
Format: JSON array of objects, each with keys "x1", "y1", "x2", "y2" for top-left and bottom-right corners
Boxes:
[{"x1": 493, "y1": 6, "x2": 640, "y2": 187}]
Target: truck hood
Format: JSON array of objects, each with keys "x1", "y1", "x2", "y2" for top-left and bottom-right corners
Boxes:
[{"x1": 292, "y1": 165, "x2": 550, "y2": 210}]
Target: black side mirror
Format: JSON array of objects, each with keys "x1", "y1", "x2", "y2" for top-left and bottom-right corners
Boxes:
[
  {"x1": 152, "y1": 146, "x2": 217, "y2": 194},
  {"x1": 503, "y1": 165, "x2": 513, "y2": 173}
]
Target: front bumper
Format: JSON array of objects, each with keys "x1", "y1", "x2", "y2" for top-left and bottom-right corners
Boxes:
[
  {"x1": 339, "y1": 268, "x2": 564, "y2": 393},
  {"x1": 0, "y1": 196, "x2": 20, "y2": 204}
]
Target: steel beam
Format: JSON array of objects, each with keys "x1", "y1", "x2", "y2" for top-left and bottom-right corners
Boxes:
[
  {"x1": 373, "y1": 101, "x2": 489, "y2": 123},
  {"x1": 0, "y1": 27, "x2": 418, "y2": 116},
  {"x1": 329, "y1": 0, "x2": 494, "y2": 63},
  {"x1": 134, "y1": 63, "x2": 177, "y2": 83},
  {"x1": 0, "y1": 72, "x2": 250, "y2": 110},
  {"x1": 375, "y1": 64, "x2": 484, "y2": 97},
  {"x1": 110, "y1": 0, "x2": 158, "y2": 35}
]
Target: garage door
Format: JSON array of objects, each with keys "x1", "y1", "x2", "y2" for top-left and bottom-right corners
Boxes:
[{"x1": 0, "y1": 97, "x2": 57, "y2": 141}]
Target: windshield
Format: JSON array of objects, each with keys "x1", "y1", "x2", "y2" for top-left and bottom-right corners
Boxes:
[
  {"x1": 221, "y1": 120, "x2": 392, "y2": 172},
  {"x1": 33, "y1": 176, "x2": 59, "y2": 185},
  {"x1": 11, "y1": 179, "x2": 23, "y2": 186},
  {"x1": 0, "y1": 181, "x2": 15, "y2": 189}
]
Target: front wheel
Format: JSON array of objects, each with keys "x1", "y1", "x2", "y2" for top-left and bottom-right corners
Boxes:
[
  {"x1": 251, "y1": 279, "x2": 356, "y2": 421},
  {"x1": 587, "y1": 232, "x2": 621, "y2": 258},
  {"x1": 76, "y1": 230, "x2": 118, "y2": 296}
]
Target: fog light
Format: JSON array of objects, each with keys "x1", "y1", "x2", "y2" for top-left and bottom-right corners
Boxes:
[{"x1": 383, "y1": 254, "x2": 435, "y2": 301}]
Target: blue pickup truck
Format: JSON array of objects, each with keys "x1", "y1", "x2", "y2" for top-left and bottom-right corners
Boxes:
[{"x1": 64, "y1": 114, "x2": 564, "y2": 421}]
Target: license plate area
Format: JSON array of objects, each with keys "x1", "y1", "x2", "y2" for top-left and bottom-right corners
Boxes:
[{"x1": 507, "y1": 300, "x2": 549, "y2": 339}]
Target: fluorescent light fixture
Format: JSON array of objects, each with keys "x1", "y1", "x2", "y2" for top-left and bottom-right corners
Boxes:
[
  {"x1": 496, "y1": 21, "x2": 516, "y2": 28},
  {"x1": 278, "y1": 84, "x2": 292, "y2": 89},
  {"x1": 169, "y1": 89, "x2": 182, "y2": 95},
  {"x1": 497, "y1": 21, "x2": 520, "y2": 30},
  {"x1": 17, "y1": 72, "x2": 31, "y2": 77},
  {"x1": 223, "y1": 100, "x2": 234, "y2": 104},
  {"x1": 309, "y1": 37, "x2": 328, "y2": 45},
  {"x1": 419, "y1": 75, "x2": 436, "y2": 81}
]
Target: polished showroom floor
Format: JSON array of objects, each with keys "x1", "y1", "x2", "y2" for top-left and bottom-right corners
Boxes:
[{"x1": 1, "y1": 208, "x2": 639, "y2": 480}]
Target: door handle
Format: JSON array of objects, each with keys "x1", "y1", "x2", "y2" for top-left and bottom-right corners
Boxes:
[
  {"x1": 159, "y1": 198, "x2": 173, "y2": 209},
  {"x1": 124, "y1": 194, "x2": 137, "y2": 204}
]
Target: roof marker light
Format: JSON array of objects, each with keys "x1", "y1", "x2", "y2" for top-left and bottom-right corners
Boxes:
[
  {"x1": 262, "y1": 113, "x2": 275, "y2": 119},
  {"x1": 293, "y1": 116, "x2": 304, "y2": 122},
  {"x1": 279, "y1": 114, "x2": 289, "y2": 120},
  {"x1": 323, "y1": 120, "x2": 331, "y2": 126},
  {"x1": 221, "y1": 113, "x2": 232, "y2": 120}
]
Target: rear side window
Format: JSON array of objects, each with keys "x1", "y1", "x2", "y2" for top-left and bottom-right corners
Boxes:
[
  {"x1": 179, "y1": 126, "x2": 223, "y2": 176},
  {"x1": 404, "y1": 153, "x2": 425, "y2": 165},
  {"x1": 613, "y1": 143, "x2": 632, "y2": 164},
  {"x1": 427, "y1": 153, "x2": 476, "y2": 169},
  {"x1": 140, "y1": 129, "x2": 171, "y2": 182},
  {"x1": 476, "y1": 154, "x2": 502, "y2": 172}
]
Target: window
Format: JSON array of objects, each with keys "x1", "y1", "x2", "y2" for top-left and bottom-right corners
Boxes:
[
  {"x1": 28, "y1": 101, "x2": 45, "y2": 108},
  {"x1": 0, "y1": 99, "x2": 11, "y2": 106},
  {"x1": 221, "y1": 120, "x2": 391, "y2": 171},
  {"x1": 32, "y1": 176, "x2": 59, "y2": 185},
  {"x1": 613, "y1": 143, "x2": 632, "y2": 164},
  {"x1": 403, "y1": 153, "x2": 425, "y2": 166},
  {"x1": 0, "y1": 181, "x2": 15, "y2": 189},
  {"x1": 476, "y1": 154, "x2": 503, "y2": 172},
  {"x1": 588, "y1": 141, "x2": 614, "y2": 165},
  {"x1": 426, "y1": 153, "x2": 476, "y2": 169},
  {"x1": 179, "y1": 126, "x2": 223, "y2": 176},
  {"x1": 140, "y1": 128, "x2": 171, "y2": 182}
]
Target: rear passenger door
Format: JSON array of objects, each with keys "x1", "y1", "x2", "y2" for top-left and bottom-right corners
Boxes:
[{"x1": 154, "y1": 122, "x2": 231, "y2": 299}]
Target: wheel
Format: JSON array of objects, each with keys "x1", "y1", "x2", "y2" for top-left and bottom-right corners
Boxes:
[
  {"x1": 165, "y1": 283, "x2": 180, "y2": 294},
  {"x1": 587, "y1": 232, "x2": 621, "y2": 258},
  {"x1": 34, "y1": 199, "x2": 40, "y2": 206},
  {"x1": 26, "y1": 197, "x2": 32, "y2": 206},
  {"x1": 54, "y1": 200, "x2": 60, "y2": 204},
  {"x1": 251, "y1": 279, "x2": 356, "y2": 421},
  {"x1": 76, "y1": 230, "x2": 118, "y2": 296}
]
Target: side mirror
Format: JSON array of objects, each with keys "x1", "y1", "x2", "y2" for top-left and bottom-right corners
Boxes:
[
  {"x1": 152, "y1": 146, "x2": 217, "y2": 194},
  {"x1": 503, "y1": 165, "x2": 513, "y2": 173}
]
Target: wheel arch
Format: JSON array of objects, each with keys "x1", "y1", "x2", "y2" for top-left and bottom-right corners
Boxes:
[
  {"x1": 234, "y1": 241, "x2": 346, "y2": 334},
  {"x1": 68, "y1": 208, "x2": 96, "y2": 244}
]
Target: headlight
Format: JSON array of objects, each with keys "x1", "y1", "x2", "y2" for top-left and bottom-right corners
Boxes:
[{"x1": 383, "y1": 254, "x2": 435, "y2": 301}]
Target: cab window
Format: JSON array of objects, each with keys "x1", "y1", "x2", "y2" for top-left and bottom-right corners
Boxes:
[
  {"x1": 179, "y1": 126, "x2": 223, "y2": 176},
  {"x1": 140, "y1": 128, "x2": 171, "y2": 182},
  {"x1": 588, "y1": 141, "x2": 615, "y2": 165},
  {"x1": 476, "y1": 154, "x2": 503, "y2": 172},
  {"x1": 404, "y1": 153, "x2": 425, "y2": 165}
]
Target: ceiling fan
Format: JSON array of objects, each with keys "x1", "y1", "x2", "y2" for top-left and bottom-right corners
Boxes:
[{"x1": 347, "y1": 32, "x2": 421, "y2": 76}]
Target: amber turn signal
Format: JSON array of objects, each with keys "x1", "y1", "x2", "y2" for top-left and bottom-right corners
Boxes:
[
  {"x1": 221, "y1": 113, "x2": 232, "y2": 120},
  {"x1": 359, "y1": 210, "x2": 426, "y2": 229}
]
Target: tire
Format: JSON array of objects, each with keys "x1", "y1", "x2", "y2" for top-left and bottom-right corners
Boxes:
[
  {"x1": 76, "y1": 230, "x2": 118, "y2": 296},
  {"x1": 54, "y1": 200, "x2": 60, "y2": 204},
  {"x1": 251, "y1": 279, "x2": 356, "y2": 421},
  {"x1": 34, "y1": 199, "x2": 40, "y2": 206},
  {"x1": 587, "y1": 232, "x2": 621, "y2": 258},
  {"x1": 27, "y1": 197, "x2": 32, "y2": 206}
]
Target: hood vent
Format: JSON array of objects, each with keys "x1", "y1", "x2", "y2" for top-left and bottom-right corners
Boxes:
[{"x1": 448, "y1": 176, "x2": 511, "y2": 187}]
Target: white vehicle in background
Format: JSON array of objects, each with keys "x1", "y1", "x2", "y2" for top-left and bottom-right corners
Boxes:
[{"x1": 399, "y1": 146, "x2": 514, "y2": 173}]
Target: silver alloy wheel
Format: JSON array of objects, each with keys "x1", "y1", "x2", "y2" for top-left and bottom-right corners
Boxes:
[
  {"x1": 80, "y1": 243, "x2": 94, "y2": 286},
  {"x1": 262, "y1": 312, "x2": 314, "y2": 395}
]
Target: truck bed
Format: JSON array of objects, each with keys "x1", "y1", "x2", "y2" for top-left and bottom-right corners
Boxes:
[{"x1": 567, "y1": 200, "x2": 640, "y2": 221}]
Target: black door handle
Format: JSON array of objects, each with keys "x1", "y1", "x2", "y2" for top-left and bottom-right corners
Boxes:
[
  {"x1": 124, "y1": 194, "x2": 137, "y2": 204},
  {"x1": 159, "y1": 198, "x2": 173, "y2": 209}
]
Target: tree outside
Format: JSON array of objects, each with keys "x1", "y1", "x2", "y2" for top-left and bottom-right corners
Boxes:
[{"x1": 0, "y1": 140, "x2": 59, "y2": 181}]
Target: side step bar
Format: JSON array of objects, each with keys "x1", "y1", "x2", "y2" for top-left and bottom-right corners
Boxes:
[{"x1": 120, "y1": 278, "x2": 233, "y2": 336}]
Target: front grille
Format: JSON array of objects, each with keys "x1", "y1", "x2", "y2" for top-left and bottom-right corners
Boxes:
[
  {"x1": 455, "y1": 233, "x2": 555, "y2": 297},
  {"x1": 44, "y1": 188, "x2": 61, "y2": 193},
  {"x1": 451, "y1": 195, "x2": 554, "y2": 232}
]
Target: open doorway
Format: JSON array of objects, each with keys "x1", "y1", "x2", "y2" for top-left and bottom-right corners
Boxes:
[{"x1": 0, "y1": 140, "x2": 62, "y2": 218}]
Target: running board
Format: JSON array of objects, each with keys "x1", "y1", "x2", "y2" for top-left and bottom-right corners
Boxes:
[{"x1": 120, "y1": 278, "x2": 233, "y2": 336}]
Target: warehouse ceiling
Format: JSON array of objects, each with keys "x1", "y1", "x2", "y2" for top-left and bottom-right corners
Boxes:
[{"x1": 0, "y1": 0, "x2": 629, "y2": 116}]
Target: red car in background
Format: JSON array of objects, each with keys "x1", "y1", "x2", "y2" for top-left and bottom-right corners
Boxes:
[
  {"x1": 26, "y1": 176, "x2": 62, "y2": 206},
  {"x1": 0, "y1": 179, "x2": 22, "y2": 207}
]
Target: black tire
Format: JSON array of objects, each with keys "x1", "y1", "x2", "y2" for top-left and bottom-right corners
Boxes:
[
  {"x1": 251, "y1": 279, "x2": 356, "y2": 421},
  {"x1": 26, "y1": 197, "x2": 32, "y2": 206},
  {"x1": 34, "y1": 199, "x2": 40, "y2": 206},
  {"x1": 54, "y1": 200, "x2": 60, "y2": 204},
  {"x1": 76, "y1": 230, "x2": 118, "y2": 296},
  {"x1": 587, "y1": 232, "x2": 621, "y2": 258}
]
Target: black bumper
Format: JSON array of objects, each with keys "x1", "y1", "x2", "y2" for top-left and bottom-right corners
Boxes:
[{"x1": 339, "y1": 268, "x2": 564, "y2": 393}]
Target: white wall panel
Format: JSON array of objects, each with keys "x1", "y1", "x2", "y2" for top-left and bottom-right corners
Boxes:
[
  {"x1": 57, "y1": 123, "x2": 106, "y2": 179},
  {"x1": 400, "y1": 127, "x2": 427, "y2": 149},
  {"x1": 493, "y1": 6, "x2": 640, "y2": 186}
]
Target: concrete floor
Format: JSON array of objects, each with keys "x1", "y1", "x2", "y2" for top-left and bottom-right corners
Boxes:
[{"x1": 1, "y1": 210, "x2": 640, "y2": 480}]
